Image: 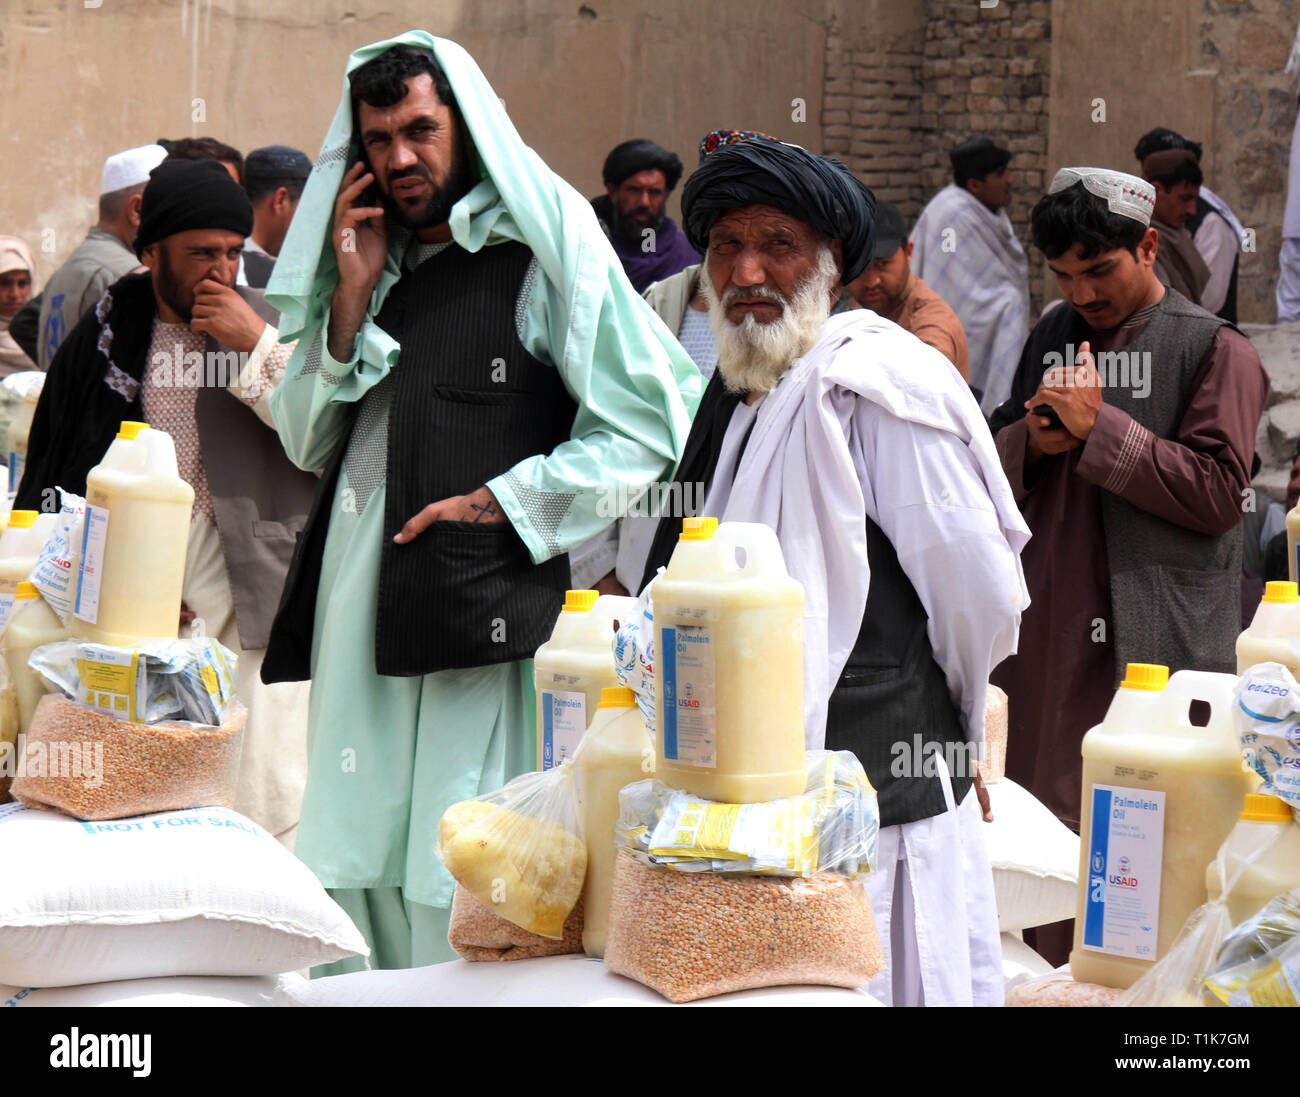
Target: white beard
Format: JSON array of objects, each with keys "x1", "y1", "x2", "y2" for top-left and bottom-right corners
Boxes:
[{"x1": 701, "y1": 246, "x2": 838, "y2": 396}]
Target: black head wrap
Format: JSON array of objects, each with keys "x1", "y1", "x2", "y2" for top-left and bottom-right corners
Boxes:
[
  {"x1": 602, "y1": 139, "x2": 684, "y2": 191},
  {"x1": 680, "y1": 137, "x2": 876, "y2": 283},
  {"x1": 135, "y1": 158, "x2": 254, "y2": 258}
]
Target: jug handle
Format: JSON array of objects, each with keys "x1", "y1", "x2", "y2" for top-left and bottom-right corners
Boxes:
[
  {"x1": 710, "y1": 521, "x2": 787, "y2": 578},
  {"x1": 1160, "y1": 671, "x2": 1239, "y2": 738}
]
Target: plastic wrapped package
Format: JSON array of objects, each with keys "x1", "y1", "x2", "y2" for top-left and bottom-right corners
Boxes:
[
  {"x1": 28, "y1": 488, "x2": 85, "y2": 624},
  {"x1": 1204, "y1": 890, "x2": 1300, "y2": 1006},
  {"x1": 436, "y1": 762, "x2": 586, "y2": 940},
  {"x1": 1005, "y1": 968, "x2": 1124, "y2": 1007},
  {"x1": 447, "y1": 884, "x2": 584, "y2": 962},
  {"x1": 616, "y1": 749, "x2": 878, "y2": 877},
  {"x1": 29, "y1": 637, "x2": 238, "y2": 726},
  {"x1": 10, "y1": 694, "x2": 246, "y2": 820},
  {"x1": 612, "y1": 579, "x2": 656, "y2": 738},
  {"x1": 1234, "y1": 663, "x2": 1300, "y2": 812},
  {"x1": 979, "y1": 685, "x2": 1008, "y2": 783},
  {"x1": 603, "y1": 848, "x2": 884, "y2": 1002}
]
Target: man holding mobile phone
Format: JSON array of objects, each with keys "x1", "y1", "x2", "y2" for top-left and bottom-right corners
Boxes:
[
  {"x1": 987, "y1": 167, "x2": 1268, "y2": 966},
  {"x1": 260, "y1": 32, "x2": 700, "y2": 972}
]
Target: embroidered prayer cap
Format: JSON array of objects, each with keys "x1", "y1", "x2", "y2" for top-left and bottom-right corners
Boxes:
[
  {"x1": 697, "y1": 129, "x2": 776, "y2": 164},
  {"x1": 134, "y1": 158, "x2": 254, "y2": 258},
  {"x1": 1047, "y1": 167, "x2": 1155, "y2": 226},
  {"x1": 100, "y1": 144, "x2": 168, "y2": 196},
  {"x1": 602, "y1": 139, "x2": 684, "y2": 191},
  {"x1": 681, "y1": 136, "x2": 877, "y2": 282}
]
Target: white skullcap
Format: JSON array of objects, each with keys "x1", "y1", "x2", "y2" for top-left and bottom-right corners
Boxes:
[
  {"x1": 100, "y1": 144, "x2": 168, "y2": 196},
  {"x1": 1048, "y1": 166, "x2": 1156, "y2": 226}
]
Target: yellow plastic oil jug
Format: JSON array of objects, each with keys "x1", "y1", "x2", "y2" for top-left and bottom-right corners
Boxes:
[
  {"x1": 534, "y1": 591, "x2": 634, "y2": 771},
  {"x1": 0, "y1": 509, "x2": 57, "y2": 625},
  {"x1": 2, "y1": 581, "x2": 67, "y2": 734},
  {"x1": 652, "y1": 517, "x2": 806, "y2": 804},
  {"x1": 1237, "y1": 581, "x2": 1300, "y2": 677},
  {"x1": 1070, "y1": 663, "x2": 1259, "y2": 989},
  {"x1": 1206, "y1": 793, "x2": 1300, "y2": 929},
  {"x1": 71, "y1": 421, "x2": 194, "y2": 646},
  {"x1": 577, "y1": 686, "x2": 653, "y2": 958},
  {"x1": 6, "y1": 372, "x2": 43, "y2": 497}
]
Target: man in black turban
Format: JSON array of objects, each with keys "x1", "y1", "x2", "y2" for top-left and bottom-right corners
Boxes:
[
  {"x1": 591, "y1": 138, "x2": 699, "y2": 292},
  {"x1": 16, "y1": 155, "x2": 319, "y2": 844},
  {"x1": 639, "y1": 135, "x2": 1026, "y2": 1007}
]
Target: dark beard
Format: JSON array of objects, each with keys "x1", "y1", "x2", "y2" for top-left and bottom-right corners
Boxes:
[
  {"x1": 154, "y1": 246, "x2": 193, "y2": 322},
  {"x1": 381, "y1": 138, "x2": 477, "y2": 231},
  {"x1": 611, "y1": 205, "x2": 665, "y2": 244}
]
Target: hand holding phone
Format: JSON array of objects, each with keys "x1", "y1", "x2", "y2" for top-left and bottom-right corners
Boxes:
[{"x1": 332, "y1": 160, "x2": 388, "y2": 295}]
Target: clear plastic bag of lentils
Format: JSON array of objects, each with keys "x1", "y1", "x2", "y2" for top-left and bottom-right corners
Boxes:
[
  {"x1": 447, "y1": 884, "x2": 585, "y2": 962},
  {"x1": 11, "y1": 694, "x2": 246, "y2": 821},
  {"x1": 603, "y1": 848, "x2": 885, "y2": 1002}
]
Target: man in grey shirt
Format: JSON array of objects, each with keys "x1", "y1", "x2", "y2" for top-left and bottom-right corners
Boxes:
[{"x1": 36, "y1": 143, "x2": 167, "y2": 369}]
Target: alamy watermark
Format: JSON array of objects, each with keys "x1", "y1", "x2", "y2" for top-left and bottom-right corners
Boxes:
[
  {"x1": 0, "y1": 735, "x2": 104, "y2": 787},
  {"x1": 1041, "y1": 344, "x2": 1151, "y2": 400},
  {"x1": 149, "y1": 344, "x2": 261, "y2": 390},
  {"x1": 595, "y1": 480, "x2": 705, "y2": 520}
]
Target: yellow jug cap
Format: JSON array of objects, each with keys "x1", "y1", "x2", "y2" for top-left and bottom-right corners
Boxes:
[
  {"x1": 680, "y1": 516, "x2": 719, "y2": 541},
  {"x1": 1241, "y1": 793, "x2": 1294, "y2": 823},
  {"x1": 598, "y1": 686, "x2": 636, "y2": 708},
  {"x1": 1121, "y1": 663, "x2": 1169, "y2": 691},
  {"x1": 14, "y1": 581, "x2": 36, "y2": 599},
  {"x1": 6, "y1": 510, "x2": 36, "y2": 529},
  {"x1": 1263, "y1": 581, "x2": 1300, "y2": 603},
  {"x1": 116, "y1": 420, "x2": 149, "y2": 441},
  {"x1": 562, "y1": 589, "x2": 599, "y2": 612}
]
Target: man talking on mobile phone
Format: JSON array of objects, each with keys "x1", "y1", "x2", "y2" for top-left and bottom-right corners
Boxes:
[{"x1": 260, "y1": 32, "x2": 700, "y2": 972}]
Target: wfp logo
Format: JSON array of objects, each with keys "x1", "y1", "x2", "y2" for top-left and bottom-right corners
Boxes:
[
  {"x1": 1091, "y1": 851, "x2": 1104, "y2": 874},
  {"x1": 1287, "y1": 725, "x2": 1300, "y2": 751}
]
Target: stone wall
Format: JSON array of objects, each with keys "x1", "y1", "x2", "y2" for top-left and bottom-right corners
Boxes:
[{"x1": 1246, "y1": 322, "x2": 1300, "y2": 505}]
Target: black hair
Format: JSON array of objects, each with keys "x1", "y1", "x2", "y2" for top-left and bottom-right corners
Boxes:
[
  {"x1": 602, "y1": 139, "x2": 684, "y2": 191},
  {"x1": 165, "y1": 137, "x2": 244, "y2": 183},
  {"x1": 350, "y1": 46, "x2": 456, "y2": 123},
  {"x1": 245, "y1": 175, "x2": 307, "y2": 204},
  {"x1": 950, "y1": 137, "x2": 1011, "y2": 187},
  {"x1": 1133, "y1": 127, "x2": 1202, "y2": 164},
  {"x1": 1030, "y1": 181, "x2": 1148, "y2": 261},
  {"x1": 1147, "y1": 157, "x2": 1204, "y2": 189}
]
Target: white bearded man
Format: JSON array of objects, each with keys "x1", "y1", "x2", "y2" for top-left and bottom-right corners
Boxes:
[{"x1": 639, "y1": 137, "x2": 1031, "y2": 1007}]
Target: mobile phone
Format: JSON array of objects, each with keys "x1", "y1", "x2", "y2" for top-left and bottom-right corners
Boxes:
[{"x1": 1032, "y1": 403, "x2": 1065, "y2": 430}]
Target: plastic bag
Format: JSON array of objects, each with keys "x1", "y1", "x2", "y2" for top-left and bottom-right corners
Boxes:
[
  {"x1": 1234, "y1": 663, "x2": 1300, "y2": 813},
  {"x1": 436, "y1": 761, "x2": 586, "y2": 940},
  {"x1": 29, "y1": 637, "x2": 238, "y2": 726},
  {"x1": 603, "y1": 848, "x2": 883, "y2": 1002},
  {"x1": 29, "y1": 488, "x2": 86, "y2": 625},
  {"x1": 10, "y1": 693, "x2": 246, "y2": 821},
  {"x1": 616, "y1": 749, "x2": 878, "y2": 877},
  {"x1": 447, "y1": 884, "x2": 585, "y2": 962},
  {"x1": 1119, "y1": 822, "x2": 1294, "y2": 1006},
  {"x1": 612, "y1": 578, "x2": 656, "y2": 739},
  {"x1": 1204, "y1": 890, "x2": 1300, "y2": 1006}
]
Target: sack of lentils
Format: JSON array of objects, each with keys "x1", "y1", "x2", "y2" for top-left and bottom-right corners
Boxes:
[
  {"x1": 10, "y1": 694, "x2": 246, "y2": 821},
  {"x1": 603, "y1": 848, "x2": 884, "y2": 1002},
  {"x1": 448, "y1": 884, "x2": 585, "y2": 961}
]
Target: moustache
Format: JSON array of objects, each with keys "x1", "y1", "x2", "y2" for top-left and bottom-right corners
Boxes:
[
  {"x1": 720, "y1": 285, "x2": 788, "y2": 310},
  {"x1": 387, "y1": 165, "x2": 434, "y2": 185}
]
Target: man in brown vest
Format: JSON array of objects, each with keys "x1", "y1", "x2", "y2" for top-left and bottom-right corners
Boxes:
[{"x1": 989, "y1": 167, "x2": 1268, "y2": 964}]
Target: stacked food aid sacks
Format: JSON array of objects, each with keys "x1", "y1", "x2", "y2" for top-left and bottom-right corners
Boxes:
[
  {"x1": 0, "y1": 421, "x2": 369, "y2": 998},
  {"x1": 436, "y1": 518, "x2": 884, "y2": 1002},
  {"x1": 4, "y1": 422, "x2": 247, "y2": 819}
]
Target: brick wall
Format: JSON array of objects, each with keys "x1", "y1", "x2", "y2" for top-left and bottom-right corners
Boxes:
[{"x1": 824, "y1": 0, "x2": 1054, "y2": 310}]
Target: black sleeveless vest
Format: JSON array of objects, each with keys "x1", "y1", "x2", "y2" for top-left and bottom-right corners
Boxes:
[
  {"x1": 262, "y1": 241, "x2": 575, "y2": 683},
  {"x1": 639, "y1": 370, "x2": 970, "y2": 828}
]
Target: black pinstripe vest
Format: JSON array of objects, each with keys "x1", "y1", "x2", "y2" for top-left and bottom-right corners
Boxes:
[{"x1": 261, "y1": 241, "x2": 576, "y2": 682}]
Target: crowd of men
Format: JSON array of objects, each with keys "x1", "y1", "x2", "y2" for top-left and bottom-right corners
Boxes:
[{"x1": 0, "y1": 29, "x2": 1284, "y2": 1004}]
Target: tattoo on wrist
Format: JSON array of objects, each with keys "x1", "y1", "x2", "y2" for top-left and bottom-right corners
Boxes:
[{"x1": 469, "y1": 500, "x2": 499, "y2": 523}]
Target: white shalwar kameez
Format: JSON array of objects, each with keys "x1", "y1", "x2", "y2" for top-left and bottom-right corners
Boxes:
[{"x1": 695, "y1": 309, "x2": 1030, "y2": 1006}]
